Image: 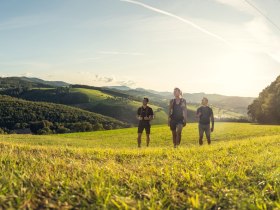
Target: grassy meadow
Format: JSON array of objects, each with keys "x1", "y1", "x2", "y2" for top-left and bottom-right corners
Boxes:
[{"x1": 0, "y1": 123, "x2": 279, "y2": 209}]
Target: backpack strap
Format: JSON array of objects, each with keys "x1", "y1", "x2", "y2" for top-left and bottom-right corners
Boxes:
[{"x1": 140, "y1": 106, "x2": 149, "y2": 117}]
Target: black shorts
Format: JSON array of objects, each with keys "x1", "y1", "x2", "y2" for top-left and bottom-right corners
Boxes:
[
  {"x1": 170, "y1": 119, "x2": 184, "y2": 131},
  {"x1": 138, "y1": 121, "x2": 151, "y2": 134}
]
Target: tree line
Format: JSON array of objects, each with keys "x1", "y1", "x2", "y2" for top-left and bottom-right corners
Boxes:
[{"x1": 248, "y1": 75, "x2": 280, "y2": 124}]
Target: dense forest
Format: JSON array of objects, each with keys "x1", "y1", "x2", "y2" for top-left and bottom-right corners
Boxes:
[
  {"x1": 0, "y1": 95, "x2": 128, "y2": 134},
  {"x1": 248, "y1": 75, "x2": 280, "y2": 124}
]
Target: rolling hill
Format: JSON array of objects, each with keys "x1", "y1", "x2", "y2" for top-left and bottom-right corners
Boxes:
[
  {"x1": 0, "y1": 77, "x2": 250, "y2": 126},
  {"x1": 0, "y1": 95, "x2": 127, "y2": 134},
  {"x1": 2, "y1": 85, "x2": 170, "y2": 125},
  {"x1": 0, "y1": 76, "x2": 68, "y2": 89}
]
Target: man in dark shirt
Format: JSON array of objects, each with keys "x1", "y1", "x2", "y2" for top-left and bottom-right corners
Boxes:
[
  {"x1": 137, "y1": 98, "x2": 154, "y2": 147},
  {"x1": 196, "y1": 97, "x2": 214, "y2": 145}
]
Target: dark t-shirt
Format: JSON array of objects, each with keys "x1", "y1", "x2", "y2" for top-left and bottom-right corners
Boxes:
[
  {"x1": 197, "y1": 106, "x2": 214, "y2": 125},
  {"x1": 170, "y1": 98, "x2": 187, "y2": 121},
  {"x1": 137, "y1": 106, "x2": 154, "y2": 121}
]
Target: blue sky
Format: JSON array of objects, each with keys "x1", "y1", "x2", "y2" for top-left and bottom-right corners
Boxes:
[{"x1": 0, "y1": 0, "x2": 280, "y2": 96}]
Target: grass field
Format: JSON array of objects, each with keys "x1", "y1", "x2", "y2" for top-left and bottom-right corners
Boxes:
[{"x1": 0, "y1": 123, "x2": 279, "y2": 209}]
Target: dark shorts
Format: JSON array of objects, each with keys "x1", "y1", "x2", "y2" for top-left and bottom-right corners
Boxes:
[
  {"x1": 170, "y1": 119, "x2": 184, "y2": 131},
  {"x1": 199, "y1": 123, "x2": 210, "y2": 137},
  {"x1": 138, "y1": 121, "x2": 151, "y2": 134}
]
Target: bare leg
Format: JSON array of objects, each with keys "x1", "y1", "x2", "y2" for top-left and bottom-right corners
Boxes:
[
  {"x1": 176, "y1": 124, "x2": 183, "y2": 146},
  {"x1": 172, "y1": 130, "x2": 177, "y2": 147},
  {"x1": 146, "y1": 134, "x2": 150, "y2": 147},
  {"x1": 137, "y1": 133, "x2": 142, "y2": 148},
  {"x1": 199, "y1": 137, "x2": 203, "y2": 145},
  {"x1": 199, "y1": 124, "x2": 203, "y2": 145},
  {"x1": 206, "y1": 126, "x2": 211, "y2": 145},
  {"x1": 206, "y1": 133, "x2": 211, "y2": 144}
]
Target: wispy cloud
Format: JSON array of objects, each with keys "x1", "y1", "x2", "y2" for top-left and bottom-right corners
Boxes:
[
  {"x1": 120, "y1": 0, "x2": 231, "y2": 47},
  {"x1": 94, "y1": 74, "x2": 115, "y2": 83},
  {"x1": 94, "y1": 74, "x2": 136, "y2": 86},
  {"x1": 214, "y1": 0, "x2": 280, "y2": 63},
  {"x1": 0, "y1": 61, "x2": 51, "y2": 68},
  {"x1": 78, "y1": 72, "x2": 136, "y2": 86},
  {"x1": 119, "y1": 80, "x2": 136, "y2": 86},
  {"x1": 76, "y1": 57, "x2": 103, "y2": 64},
  {"x1": 99, "y1": 51, "x2": 144, "y2": 56},
  {"x1": 214, "y1": 0, "x2": 256, "y2": 15},
  {"x1": 0, "y1": 15, "x2": 51, "y2": 31}
]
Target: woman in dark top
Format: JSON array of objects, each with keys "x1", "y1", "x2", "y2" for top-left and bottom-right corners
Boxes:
[{"x1": 168, "y1": 88, "x2": 187, "y2": 148}]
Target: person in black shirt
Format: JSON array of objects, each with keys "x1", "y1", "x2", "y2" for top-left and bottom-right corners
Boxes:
[
  {"x1": 168, "y1": 88, "x2": 187, "y2": 148},
  {"x1": 137, "y1": 98, "x2": 154, "y2": 147},
  {"x1": 196, "y1": 97, "x2": 214, "y2": 145}
]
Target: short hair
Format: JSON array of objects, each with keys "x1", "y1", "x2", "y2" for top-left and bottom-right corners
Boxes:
[
  {"x1": 174, "y1": 87, "x2": 183, "y2": 96},
  {"x1": 143, "y1": 97, "x2": 149, "y2": 102},
  {"x1": 202, "y1": 97, "x2": 208, "y2": 102}
]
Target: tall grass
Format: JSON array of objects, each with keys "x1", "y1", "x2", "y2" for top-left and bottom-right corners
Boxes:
[{"x1": 0, "y1": 123, "x2": 279, "y2": 209}]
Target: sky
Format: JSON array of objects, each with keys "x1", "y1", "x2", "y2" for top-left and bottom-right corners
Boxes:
[{"x1": 0, "y1": 0, "x2": 280, "y2": 97}]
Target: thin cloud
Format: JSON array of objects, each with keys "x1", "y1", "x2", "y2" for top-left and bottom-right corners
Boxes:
[
  {"x1": 77, "y1": 57, "x2": 103, "y2": 64},
  {"x1": 0, "y1": 15, "x2": 52, "y2": 31},
  {"x1": 94, "y1": 74, "x2": 115, "y2": 83},
  {"x1": 214, "y1": 0, "x2": 256, "y2": 15},
  {"x1": 214, "y1": 0, "x2": 280, "y2": 63},
  {"x1": 119, "y1": 80, "x2": 136, "y2": 86},
  {"x1": 120, "y1": 0, "x2": 232, "y2": 47},
  {"x1": 93, "y1": 74, "x2": 136, "y2": 86},
  {"x1": 99, "y1": 51, "x2": 144, "y2": 56}
]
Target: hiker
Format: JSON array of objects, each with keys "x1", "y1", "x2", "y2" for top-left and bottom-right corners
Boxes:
[
  {"x1": 196, "y1": 97, "x2": 214, "y2": 145},
  {"x1": 137, "y1": 98, "x2": 154, "y2": 147},
  {"x1": 168, "y1": 88, "x2": 187, "y2": 148}
]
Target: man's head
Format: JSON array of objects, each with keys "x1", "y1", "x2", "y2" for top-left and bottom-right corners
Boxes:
[
  {"x1": 143, "y1": 97, "x2": 149, "y2": 106},
  {"x1": 202, "y1": 97, "x2": 208, "y2": 106},
  {"x1": 173, "y1": 87, "x2": 182, "y2": 98}
]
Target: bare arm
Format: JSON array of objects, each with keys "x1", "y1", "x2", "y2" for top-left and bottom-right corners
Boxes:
[
  {"x1": 182, "y1": 100, "x2": 187, "y2": 124},
  {"x1": 168, "y1": 100, "x2": 173, "y2": 125},
  {"x1": 211, "y1": 110, "x2": 214, "y2": 131}
]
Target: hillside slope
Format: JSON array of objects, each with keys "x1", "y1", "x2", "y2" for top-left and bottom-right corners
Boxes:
[
  {"x1": 0, "y1": 95, "x2": 127, "y2": 134},
  {"x1": 1, "y1": 86, "x2": 171, "y2": 124}
]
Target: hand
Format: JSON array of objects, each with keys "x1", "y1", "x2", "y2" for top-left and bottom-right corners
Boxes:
[
  {"x1": 144, "y1": 117, "x2": 149, "y2": 120},
  {"x1": 211, "y1": 127, "x2": 214, "y2": 132},
  {"x1": 138, "y1": 116, "x2": 143, "y2": 120}
]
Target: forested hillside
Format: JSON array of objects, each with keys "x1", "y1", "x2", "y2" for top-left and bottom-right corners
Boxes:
[
  {"x1": 0, "y1": 95, "x2": 127, "y2": 134},
  {"x1": 248, "y1": 75, "x2": 280, "y2": 124},
  {"x1": 0, "y1": 77, "x2": 248, "y2": 126}
]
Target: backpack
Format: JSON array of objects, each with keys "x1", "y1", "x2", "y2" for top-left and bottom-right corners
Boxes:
[{"x1": 170, "y1": 98, "x2": 186, "y2": 117}]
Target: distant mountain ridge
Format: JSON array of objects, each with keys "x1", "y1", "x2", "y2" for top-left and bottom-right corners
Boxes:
[
  {"x1": 20, "y1": 77, "x2": 69, "y2": 87},
  {"x1": 106, "y1": 86, "x2": 255, "y2": 114},
  {"x1": 0, "y1": 76, "x2": 69, "y2": 88}
]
